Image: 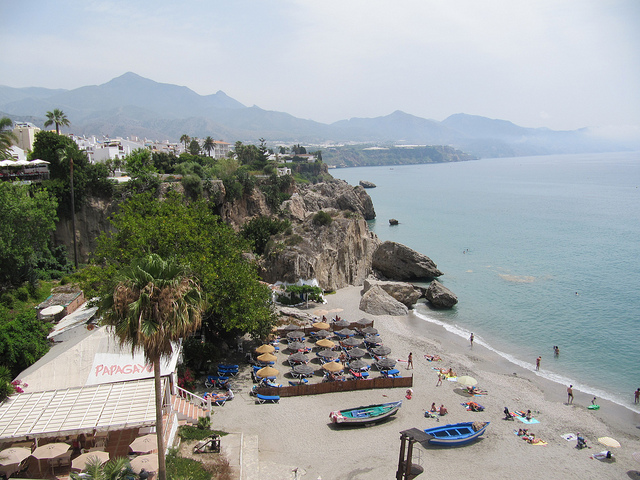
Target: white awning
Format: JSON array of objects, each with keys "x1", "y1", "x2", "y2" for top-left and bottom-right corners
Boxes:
[{"x1": 0, "y1": 378, "x2": 161, "y2": 441}]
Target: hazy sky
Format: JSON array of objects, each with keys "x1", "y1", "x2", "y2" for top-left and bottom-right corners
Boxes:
[{"x1": 1, "y1": 0, "x2": 639, "y2": 132}]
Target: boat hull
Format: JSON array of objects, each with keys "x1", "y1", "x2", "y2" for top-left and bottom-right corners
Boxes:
[
  {"x1": 424, "y1": 421, "x2": 489, "y2": 446},
  {"x1": 330, "y1": 401, "x2": 402, "y2": 425}
]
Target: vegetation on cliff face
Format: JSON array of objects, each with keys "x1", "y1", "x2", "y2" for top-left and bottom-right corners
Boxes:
[
  {"x1": 78, "y1": 191, "x2": 276, "y2": 339},
  {"x1": 322, "y1": 144, "x2": 475, "y2": 168}
]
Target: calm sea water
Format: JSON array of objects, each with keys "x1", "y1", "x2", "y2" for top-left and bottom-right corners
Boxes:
[{"x1": 332, "y1": 151, "x2": 640, "y2": 410}]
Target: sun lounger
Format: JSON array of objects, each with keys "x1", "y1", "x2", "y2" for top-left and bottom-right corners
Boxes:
[
  {"x1": 256, "y1": 393, "x2": 280, "y2": 404},
  {"x1": 382, "y1": 369, "x2": 401, "y2": 378},
  {"x1": 288, "y1": 379, "x2": 309, "y2": 386}
]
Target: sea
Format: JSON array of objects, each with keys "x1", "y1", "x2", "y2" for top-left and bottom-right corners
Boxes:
[{"x1": 331, "y1": 151, "x2": 640, "y2": 412}]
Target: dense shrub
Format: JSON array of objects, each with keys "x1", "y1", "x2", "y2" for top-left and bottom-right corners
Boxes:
[
  {"x1": 181, "y1": 174, "x2": 203, "y2": 199},
  {"x1": 313, "y1": 210, "x2": 332, "y2": 226},
  {"x1": 240, "y1": 216, "x2": 291, "y2": 256}
]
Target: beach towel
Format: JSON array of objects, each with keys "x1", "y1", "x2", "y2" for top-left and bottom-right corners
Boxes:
[
  {"x1": 424, "y1": 354, "x2": 442, "y2": 362},
  {"x1": 531, "y1": 441, "x2": 547, "y2": 446},
  {"x1": 461, "y1": 402, "x2": 484, "y2": 412},
  {"x1": 562, "y1": 433, "x2": 576, "y2": 441},
  {"x1": 514, "y1": 411, "x2": 540, "y2": 424}
]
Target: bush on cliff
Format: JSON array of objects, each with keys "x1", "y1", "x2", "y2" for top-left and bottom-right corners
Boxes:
[{"x1": 313, "y1": 210, "x2": 332, "y2": 226}]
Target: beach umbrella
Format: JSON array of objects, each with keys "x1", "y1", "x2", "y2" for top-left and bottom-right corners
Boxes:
[
  {"x1": 312, "y1": 321, "x2": 330, "y2": 330},
  {"x1": 71, "y1": 451, "x2": 110, "y2": 471},
  {"x1": 255, "y1": 344, "x2": 275, "y2": 354},
  {"x1": 347, "y1": 348, "x2": 367, "y2": 359},
  {"x1": 341, "y1": 337, "x2": 361, "y2": 348},
  {"x1": 286, "y1": 330, "x2": 305, "y2": 340},
  {"x1": 313, "y1": 309, "x2": 329, "y2": 316},
  {"x1": 315, "y1": 338, "x2": 335, "y2": 349},
  {"x1": 457, "y1": 376, "x2": 478, "y2": 387},
  {"x1": 361, "y1": 326, "x2": 378, "y2": 336},
  {"x1": 287, "y1": 341, "x2": 306, "y2": 352},
  {"x1": 314, "y1": 330, "x2": 332, "y2": 339},
  {"x1": 257, "y1": 353, "x2": 277, "y2": 363},
  {"x1": 293, "y1": 364, "x2": 315, "y2": 376},
  {"x1": 336, "y1": 328, "x2": 355, "y2": 337},
  {"x1": 318, "y1": 349, "x2": 338, "y2": 359},
  {"x1": 130, "y1": 454, "x2": 159, "y2": 474},
  {"x1": 348, "y1": 359, "x2": 369, "y2": 371},
  {"x1": 323, "y1": 362, "x2": 344, "y2": 373},
  {"x1": 332, "y1": 319, "x2": 350, "y2": 329},
  {"x1": 372, "y1": 346, "x2": 391, "y2": 356},
  {"x1": 598, "y1": 437, "x2": 621, "y2": 448},
  {"x1": 288, "y1": 352, "x2": 309, "y2": 364},
  {"x1": 256, "y1": 366, "x2": 279, "y2": 378},
  {"x1": 356, "y1": 317, "x2": 373, "y2": 327},
  {"x1": 0, "y1": 447, "x2": 31, "y2": 466},
  {"x1": 129, "y1": 434, "x2": 158, "y2": 453},
  {"x1": 32, "y1": 443, "x2": 70, "y2": 459},
  {"x1": 376, "y1": 358, "x2": 396, "y2": 370}
]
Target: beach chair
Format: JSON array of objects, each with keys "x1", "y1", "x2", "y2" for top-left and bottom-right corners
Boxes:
[
  {"x1": 382, "y1": 369, "x2": 401, "y2": 378},
  {"x1": 256, "y1": 393, "x2": 280, "y2": 404},
  {"x1": 288, "y1": 378, "x2": 309, "y2": 386}
]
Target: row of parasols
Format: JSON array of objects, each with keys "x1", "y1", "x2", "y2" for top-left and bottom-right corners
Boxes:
[{"x1": 0, "y1": 434, "x2": 160, "y2": 475}]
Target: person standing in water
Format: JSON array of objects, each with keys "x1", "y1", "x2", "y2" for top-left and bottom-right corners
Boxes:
[
  {"x1": 536, "y1": 356, "x2": 541, "y2": 371},
  {"x1": 469, "y1": 333, "x2": 474, "y2": 347}
]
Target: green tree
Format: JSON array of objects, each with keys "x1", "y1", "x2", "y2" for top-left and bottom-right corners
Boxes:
[
  {"x1": 180, "y1": 134, "x2": 191, "y2": 152},
  {"x1": 85, "y1": 192, "x2": 275, "y2": 338},
  {"x1": 0, "y1": 117, "x2": 18, "y2": 159},
  {"x1": 188, "y1": 139, "x2": 201, "y2": 155},
  {"x1": 202, "y1": 136, "x2": 215, "y2": 157},
  {"x1": 44, "y1": 108, "x2": 70, "y2": 135},
  {"x1": 124, "y1": 148, "x2": 155, "y2": 176},
  {"x1": 240, "y1": 216, "x2": 291, "y2": 256},
  {"x1": 99, "y1": 254, "x2": 205, "y2": 480},
  {"x1": 0, "y1": 182, "x2": 58, "y2": 286},
  {"x1": 0, "y1": 309, "x2": 51, "y2": 377},
  {"x1": 70, "y1": 456, "x2": 136, "y2": 480}
]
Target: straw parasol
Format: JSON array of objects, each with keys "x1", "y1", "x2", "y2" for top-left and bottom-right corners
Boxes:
[
  {"x1": 314, "y1": 330, "x2": 332, "y2": 339},
  {"x1": 255, "y1": 344, "x2": 275, "y2": 354},
  {"x1": 312, "y1": 322, "x2": 330, "y2": 330},
  {"x1": 130, "y1": 454, "x2": 159, "y2": 474},
  {"x1": 347, "y1": 348, "x2": 367, "y2": 359},
  {"x1": 598, "y1": 437, "x2": 621, "y2": 448},
  {"x1": 341, "y1": 337, "x2": 361, "y2": 348},
  {"x1": 457, "y1": 376, "x2": 478, "y2": 387},
  {"x1": 361, "y1": 326, "x2": 378, "y2": 335},
  {"x1": 287, "y1": 341, "x2": 305, "y2": 352},
  {"x1": 288, "y1": 352, "x2": 309, "y2": 364},
  {"x1": 316, "y1": 338, "x2": 335, "y2": 349},
  {"x1": 376, "y1": 358, "x2": 396, "y2": 370},
  {"x1": 313, "y1": 309, "x2": 329, "y2": 316},
  {"x1": 129, "y1": 434, "x2": 158, "y2": 454},
  {"x1": 293, "y1": 364, "x2": 315, "y2": 376},
  {"x1": 332, "y1": 319, "x2": 350, "y2": 329},
  {"x1": 323, "y1": 362, "x2": 344, "y2": 373},
  {"x1": 257, "y1": 353, "x2": 277, "y2": 363},
  {"x1": 71, "y1": 451, "x2": 110, "y2": 471},
  {"x1": 336, "y1": 328, "x2": 355, "y2": 337},
  {"x1": 286, "y1": 331, "x2": 305, "y2": 340},
  {"x1": 318, "y1": 349, "x2": 338, "y2": 359},
  {"x1": 256, "y1": 366, "x2": 279, "y2": 378},
  {"x1": 348, "y1": 359, "x2": 369, "y2": 371},
  {"x1": 356, "y1": 317, "x2": 373, "y2": 327},
  {"x1": 0, "y1": 447, "x2": 31, "y2": 466},
  {"x1": 372, "y1": 346, "x2": 391, "y2": 356},
  {"x1": 32, "y1": 443, "x2": 70, "y2": 459},
  {"x1": 364, "y1": 335, "x2": 381, "y2": 345}
]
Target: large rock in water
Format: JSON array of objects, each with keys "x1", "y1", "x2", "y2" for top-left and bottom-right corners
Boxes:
[
  {"x1": 426, "y1": 280, "x2": 458, "y2": 309},
  {"x1": 372, "y1": 241, "x2": 443, "y2": 281},
  {"x1": 363, "y1": 278, "x2": 422, "y2": 308},
  {"x1": 359, "y1": 285, "x2": 409, "y2": 316}
]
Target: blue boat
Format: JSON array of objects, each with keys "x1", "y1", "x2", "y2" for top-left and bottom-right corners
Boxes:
[
  {"x1": 424, "y1": 421, "x2": 489, "y2": 446},
  {"x1": 329, "y1": 400, "x2": 402, "y2": 425}
]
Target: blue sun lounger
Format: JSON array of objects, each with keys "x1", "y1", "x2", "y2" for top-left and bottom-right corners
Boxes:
[{"x1": 256, "y1": 393, "x2": 280, "y2": 404}]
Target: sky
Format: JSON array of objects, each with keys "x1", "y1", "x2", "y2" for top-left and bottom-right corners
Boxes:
[{"x1": 1, "y1": 0, "x2": 639, "y2": 133}]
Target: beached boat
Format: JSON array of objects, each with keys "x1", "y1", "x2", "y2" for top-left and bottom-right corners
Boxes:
[
  {"x1": 424, "y1": 421, "x2": 489, "y2": 446},
  {"x1": 329, "y1": 400, "x2": 402, "y2": 425}
]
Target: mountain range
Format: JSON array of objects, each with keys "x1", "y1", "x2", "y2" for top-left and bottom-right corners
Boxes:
[{"x1": 0, "y1": 72, "x2": 633, "y2": 158}]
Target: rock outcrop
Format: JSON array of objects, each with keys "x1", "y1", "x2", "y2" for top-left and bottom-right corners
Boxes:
[
  {"x1": 363, "y1": 278, "x2": 422, "y2": 308},
  {"x1": 359, "y1": 180, "x2": 376, "y2": 188},
  {"x1": 259, "y1": 213, "x2": 380, "y2": 291},
  {"x1": 359, "y1": 285, "x2": 409, "y2": 316},
  {"x1": 426, "y1": 280, "x2": 458, "y2": 309},
  {"x1": 372, "y1": 241, "x2": 443, "y2": 281},
  {"x1": 282, "y1": 179, "x2": 375, "y2": 221}
]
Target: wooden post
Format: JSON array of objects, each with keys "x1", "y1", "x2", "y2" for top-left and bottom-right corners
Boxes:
[{"x1": 396, "y1": 433, "x2": 407, "y2": 480}]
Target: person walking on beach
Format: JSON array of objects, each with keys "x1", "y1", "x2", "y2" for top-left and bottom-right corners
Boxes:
[
  {"x1": 635, "y1": 388, "x2": 640, "y2": 404},
  {"x1": 567, "y1": 384, "x2": 574, "y2": 404},
  {"x1": 436, "y1": 372, "x2": 443, "y2": 387},
  {"x1": 469, "y1": 333, "x2": 474, "y2": 347},
  {"x1": 536, "y1": 356, "x2": 541, "y2": 371},
  {"x1": 407, "y1": 352, "x2": 413, "y2": 370}
]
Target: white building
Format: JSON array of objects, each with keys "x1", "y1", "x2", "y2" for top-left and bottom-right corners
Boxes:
[{"x1": 12, "y1": 122, "x2": 40, "y2": 152}]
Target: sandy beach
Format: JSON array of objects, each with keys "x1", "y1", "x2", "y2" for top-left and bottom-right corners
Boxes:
[{"x1": 212, "y1": 285, "x2": 640, "y2": 479}]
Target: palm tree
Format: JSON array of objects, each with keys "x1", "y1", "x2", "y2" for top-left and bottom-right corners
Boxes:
[
  {"x1": 44, "y1": 108, "x2": 70, "y2": 134},
  {"x1": 179, "y1": 134, "x2": 190, "y2": 152},
  {"x1": 70, "y1": 457, "x2": 136, "y2": 480},
  {"x1": 99, "y1": 254, "x2": 205, "y2": 480},
  {"x1": 0, "y1": 117, "x2": 18, "y2": 159},
  {"x1": 202, "y1": 136, "x2": 215, "y2": 157}
]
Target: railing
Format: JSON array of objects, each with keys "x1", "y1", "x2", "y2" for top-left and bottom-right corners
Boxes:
[
  {"x1": 257, "y1": 375, "x2": 412, "y2": 397},
  {"x1": 176, "y1": 385, "x2": 211, "y2": 417}
]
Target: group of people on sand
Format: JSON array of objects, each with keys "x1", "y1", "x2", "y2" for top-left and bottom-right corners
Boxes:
[
  {"x1": 517, "y1": 428, "x2": 545, "y2": 444},
  {"x1": 426, "y1": 402, "x2": 448, "y2": 417}
]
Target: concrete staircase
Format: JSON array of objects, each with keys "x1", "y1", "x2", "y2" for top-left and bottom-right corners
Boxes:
[{"x1": 171, "y1": 393, "x2": 208, "y2": 425}]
